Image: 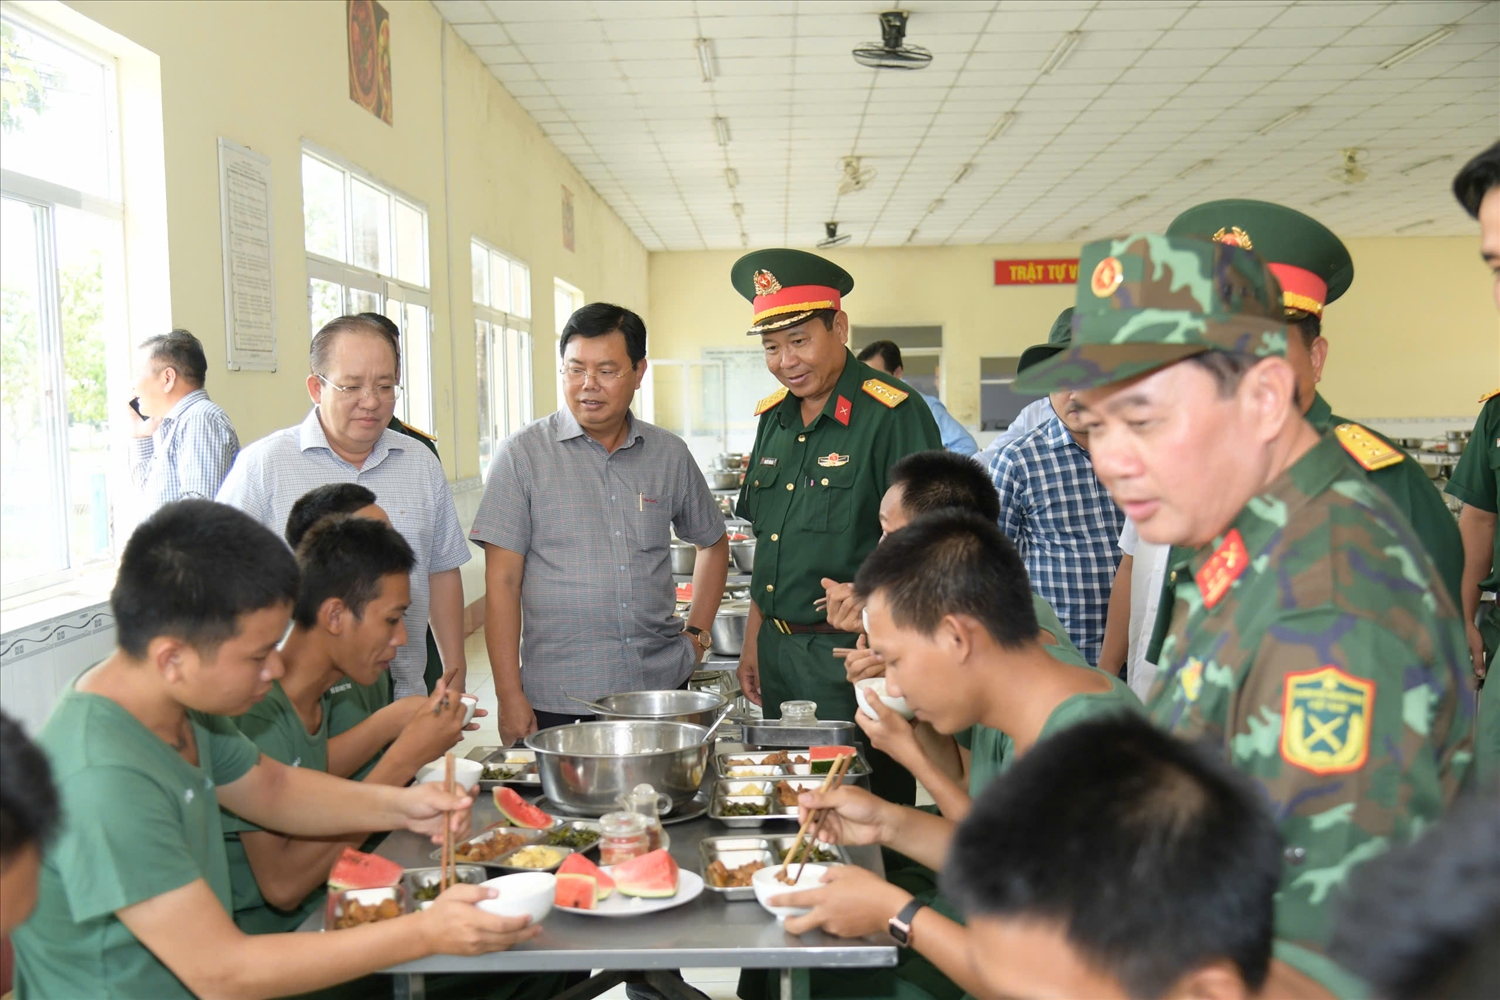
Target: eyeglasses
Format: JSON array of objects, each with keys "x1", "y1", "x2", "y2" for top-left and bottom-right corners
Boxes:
[
  {"x1": 559, "y1": 366, "x2": 633, "y2": 386},
  {"x1": 316, "y1": 374, "x2": 402, "y2": 402}
]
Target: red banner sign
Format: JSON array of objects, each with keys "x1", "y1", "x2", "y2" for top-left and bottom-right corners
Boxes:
[{"x1": 994, "y1": 258, "x2": 1079, "y2": 286}]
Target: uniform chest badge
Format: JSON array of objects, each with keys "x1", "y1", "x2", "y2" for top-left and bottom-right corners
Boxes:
[
  {"x1": 834, "y1": 395, "x2": 852, "y2": 426},
  {"x1": 817, "y1": 453, "x2": 850, "y2": 467},
  {"x1": 1179, "y1": 658, "x2": 1205, "y2": 703},
  {"x1": 1333, "y1": 423, "x2": 1403, "y2": 471},
  {"x1": 1280, "y1": 666, "x2": 1375, "y2": 775},
  {"x1": 760, "y1": 457, "x2": 778, "y2": 466},
  {"x1": 1195, "y1": 528, "x2": 1249, "y2": 609}
]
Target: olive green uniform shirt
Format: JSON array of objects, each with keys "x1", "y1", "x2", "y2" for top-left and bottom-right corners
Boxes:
[
  {"x1": 223, "y1": 681, "x2": 334, "y2": 933},
  {"x1": 1307, "y1": 392, "x2": 1463, "y2": 606},
  {"x1": 738, "y1": 350, "x2": 942, "y2": 625},
  {"x1": 1146, "y1": 433, "x2": 1473, "y2": 987},
  {"x1": 14, "y1": 687, "x2": 260, "y2": 1000}
]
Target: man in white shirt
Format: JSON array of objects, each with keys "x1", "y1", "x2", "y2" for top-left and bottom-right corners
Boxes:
[{"x1": 127, "y1": 329, "x2": 239, "y2": 511}]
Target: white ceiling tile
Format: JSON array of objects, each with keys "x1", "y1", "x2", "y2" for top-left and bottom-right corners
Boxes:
[
  {"x1": 434, "y1": 1, "x2": 494, "y2": 25},
  {"x1": 455, "y1": 22, "x2": 511, "y2": 47},
  {"x1": 504, "y1": 20, "x2": 605, "y2": 44},
  {"x1": 1174, "y1": 4, "x2": 1286, "y2": 30},
  {"x1": 486, "y1": 1, "x2": 598, "y2": 22}
]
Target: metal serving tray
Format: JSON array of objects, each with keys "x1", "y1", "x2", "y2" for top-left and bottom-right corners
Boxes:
[
  {"x1": 540, "y1": 819, "x2": 603, "y2": 855},
  {"x1": 403, "y1": 864, "x2": 488, "y2": 907},
  {"x1": 698, "y1": 836, "x2": 851, "y2": 901},
  {"x1": 429, "y1": 826, "x2": 546, "y2": 868},
  {"x1": 465, "y1": 746, "x2": 542, "y2": 788},
  {"x1": 739, "y1": 720, "x2": 862, "y2": 748},
  {"x1": 714, "y1": 748, "x2": 871, "y2": 779},
  {"x1": 708, "y1": 776, "x2": 828, "y2": 828}
]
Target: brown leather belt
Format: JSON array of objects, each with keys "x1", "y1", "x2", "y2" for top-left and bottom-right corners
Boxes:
[{"x1": 770, "y1": 618, "x2": 851, "y2": 635}]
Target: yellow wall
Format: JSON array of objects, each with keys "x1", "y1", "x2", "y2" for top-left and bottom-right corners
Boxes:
[
  {"x1": 55, "y1": 0, "x2": 648, "y2": 482},
  {"x1": 649, "y1": 237, "x2": 1500, "y2": 426}
]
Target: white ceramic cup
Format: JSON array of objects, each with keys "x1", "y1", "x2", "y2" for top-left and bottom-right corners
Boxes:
[
  {"x1": 459, "y1": 693, "x2": 478, "y2": 727},
  {"x1": 417, "y1": 757, "x2": 484, "y2": 788},
  {"x1": 477, "y1": 872, "x2": 556, "y2": 923},
  {"x1": 752, "y1": 863, "x2": 834, "y2": 921},
  {"x1": 854, "y1": 677, "x2": 914, "y2": 721}
]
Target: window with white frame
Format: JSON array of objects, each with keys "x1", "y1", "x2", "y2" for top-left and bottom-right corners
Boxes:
[
  {"x1": 553, "y1": 278, "x2": 582, "y2": 409},
  {"x1": 300, "y1": 148, "x2": 434, "y2": 433},
  {"x1": 1, "y1": 13, "x2": 129, "y2": 598},
  {"x1": 472, "y1": 240, "x2": 532, "y2": 476}
]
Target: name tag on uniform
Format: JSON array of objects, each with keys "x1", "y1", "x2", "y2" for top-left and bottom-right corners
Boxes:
[{"x1": 760, "y1": 457, "x2": 778, "y2": 466}]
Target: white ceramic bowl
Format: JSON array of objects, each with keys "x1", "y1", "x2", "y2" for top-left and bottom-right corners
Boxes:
[
  {"x1": 854, "y1": 678, "x2": 914, "y2": 721},
  {"x1": 459, "y1": 694, "x2": 478, "y2": 727},
  {"x1": 417, "y1": 757, "x2": 484, "y2": 788},
  {"x1": 752, "y1": 863, "x2": 833, "y2": 921},
  {"x1": 477, "y1": 872, "x2": 556, "y2": 923}
]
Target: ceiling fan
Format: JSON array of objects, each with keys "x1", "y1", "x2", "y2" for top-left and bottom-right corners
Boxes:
[
  {"x1": 816, "y1": 222, "x2": 852, "y2": 249},
  {"x1": 852, "y1": 10, "x2": 933, "y2": 70},
  {"x1": 837, "y1": 156, "x2": 877, "y2": 196}
]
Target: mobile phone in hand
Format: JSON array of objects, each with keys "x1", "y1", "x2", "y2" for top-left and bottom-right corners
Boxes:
[{"x1": 129, "y1": 397, "x2": 147, "y2": 420}]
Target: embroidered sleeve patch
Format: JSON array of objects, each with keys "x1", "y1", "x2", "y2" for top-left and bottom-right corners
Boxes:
[
  {"x1": 861, "y1": 379, "x2": 908, "y2": 408},
  {"x1": 1195, "y1": 528, "x2": 1249, "y2": 609},
  {"x1": 1280, "y1": 666, "x2": 1375, "y2": 775},
  {"x1": 1333, "y1": 423, "x2": 1403, "y2": 472},
  {"x1": 754, "y1": 386, "x2": 789, "y2": 415}
]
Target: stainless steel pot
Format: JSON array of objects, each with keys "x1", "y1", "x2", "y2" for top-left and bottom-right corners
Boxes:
[
  {"x1": 524, "y1": 721, "x2": 710, "y2": 815},
  {"x1": 730, "y1": 537, "x2": 756, "y2": 573},
  {"x1": 712, "y1": 599, "x2": 751, "y2": 655},
  {"x1": 590, "y1": 689, "x2": 728, "y2": 728},
  {"x1": 670, "y1": 541, "x2": 696, "y2": 574},
  {"x1": 710, "y1": 470, "x2": 742, "y2": 491}
]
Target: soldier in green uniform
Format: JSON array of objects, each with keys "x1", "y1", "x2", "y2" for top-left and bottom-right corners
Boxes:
[
  {"x1": 1019, "y1": 234, "x2": 1474, "y2": 997},
  {"x1": 732, "y1": 249, "x2": 942, "y2": 806},
  {"x1": 1445, "y1": 141, "x2": 1500, "y2": 787},
  {"x1": 1165, "y1": 201, "x2": 1464, "y2": 607}
]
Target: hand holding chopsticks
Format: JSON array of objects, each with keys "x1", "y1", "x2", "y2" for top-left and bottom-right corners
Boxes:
[{"x1": 780, "y1": 753, "x2": 854, "y2": 885}]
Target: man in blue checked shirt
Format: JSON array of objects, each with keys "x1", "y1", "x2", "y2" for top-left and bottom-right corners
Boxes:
[
  {"x1": 127, "y1": 329, "x2": 240, "y2": 512},
  {"x1": 857, "y1": 341, "x2": 978, "y2": 457},
  {"x1": 987, "y1": 321, "x2": 1124, "y2": 666}
]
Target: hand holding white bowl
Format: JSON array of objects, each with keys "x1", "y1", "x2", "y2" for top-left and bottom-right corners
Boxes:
[
  {"x1": 752, "y1": 863, "x2": 834, "y2": 920},
  {"x1": 854, "y1": 677, "x2": 914, "y2": 721},
  {"x1": 477, "y1": 872, "x2": 556, "y2": 924}
]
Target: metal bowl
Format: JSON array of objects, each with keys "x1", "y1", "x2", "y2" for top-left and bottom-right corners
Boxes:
[
  {"x1": 670, "y1": 541, "x2": 697, "y2": 575},
  {"x1": 710, "y1": 470, "x2": 743, "y2": 491},
  {"x1": 712, "y1": 600, "x2": 751, "y2": 655},
  {"x1": 590, "y1": 689, "x2": 728, "y2": 727},
  {"x1": 525, "y1": 721, "x2": 710, "y2": 815},
  {"x1": 730, "y1": 538, "x2": 756, "y2": 573}
]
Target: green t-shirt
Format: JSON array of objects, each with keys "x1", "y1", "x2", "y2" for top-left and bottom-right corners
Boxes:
[
  {"x1": 223, "y1": 682, "x2": 333, "y2": 933},
  {"x1": 326, "y1": 669, "x2": 391, "y2": 780},
  {"x1": 14, "y1": 685, "x2": 260, "y2": 1000},
  {"x1": 1445, "y1": 394, "x2": 1500, "y2": 591}
]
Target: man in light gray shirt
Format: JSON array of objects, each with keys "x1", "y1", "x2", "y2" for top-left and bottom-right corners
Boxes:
[
  {"x1": 473, "y1": 303, "x2": 729, "y2": 745},
  {"x1": 127, "y1": 329, "x2": 239, "y2": 511}
]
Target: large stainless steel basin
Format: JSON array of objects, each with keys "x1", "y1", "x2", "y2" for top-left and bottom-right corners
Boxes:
[
  {"x1": 525, "y1": 721, "x2": 709, "y2": 815},
  {"x1": 591, "y1": 689, "x2": 727, "y2": 728},
  {"x1": 711, "y1": 600, "x2": 750, "y2": 655}
]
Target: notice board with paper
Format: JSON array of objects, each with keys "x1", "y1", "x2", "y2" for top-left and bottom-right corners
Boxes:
[{"x1": 218, "y1": 138, "x2": 277, "y2": 371}]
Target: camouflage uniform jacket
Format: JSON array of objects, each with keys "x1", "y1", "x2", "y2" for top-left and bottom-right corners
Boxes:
[{"x1": 1147, "y1": 431, "x2": 1474, "y2": 959}]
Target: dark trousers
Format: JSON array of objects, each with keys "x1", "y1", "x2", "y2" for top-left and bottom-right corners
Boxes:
[{"x1": 533, "y1": 709, "x2": 596, "y2": 731}]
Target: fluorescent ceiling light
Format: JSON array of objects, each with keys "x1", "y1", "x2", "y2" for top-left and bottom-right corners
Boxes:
[
  {"x1": 1066, "y1": 223, "x2": 1091, "y2": 240},
  {"x1": 713, "y1": 116, "x2": 731, "y2": 146},
  {"x1": 1041, "y1": 32, "x2": 1082, "y2": 75},
  {"x1": 1395, "y1": 218, "x2": 1434, "y2": 233},
  {"x1": 1176, "y1": 158, "x2": 1214, "y2": 180},
  {"x1": 1256, "y1": 106, "x2": 1310, "y2": 136},
  {"x1": 985, "y1": 112, "x2": 1017, "y2": 143},
  {"x1": 1379, "y1": 25, "x2": 1456, "y2": 70},
  {"x1": 1118, "y1": 194, "x2": 1148, "y2": 210},
  {"x1": 695, "y1": 38, "x2": 717, "y2": 83},
  {"x1": 1399, "y1": 154, "x2": 1453, "y2": 176},
  {"x1": 732, "y1": 202, "x2": 744, "y2": 218},
  {"x1": 725, "y1": 167, "x2": 739, "y2": 188},
  {"x1": 1310, "y1": 190, "x2": 1354, "y2": 206},
  {"x1": 952, "y1": 163, "x2": 973, "y2": 184},
  {"x1": 927, "y1": 198, "x2": 945, "y2": 214}
]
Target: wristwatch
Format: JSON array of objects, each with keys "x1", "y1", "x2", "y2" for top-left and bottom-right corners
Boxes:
[
  {"x1": 683, "y1": 626, "x2": 712, "y2": 653},
  {"x1": 888, "y1": 899, "x2": 927, "y2": 948}
]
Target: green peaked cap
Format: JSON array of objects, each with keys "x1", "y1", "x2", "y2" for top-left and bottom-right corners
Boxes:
[
  {"x1": 1018, "y1": 307, "x2": 1075, "y2": 373},
  {"x1": 1016, "y1": 233, "x2": 1288, "y2": 394},
  {"x1": 731, "y1": 248, "x2": 855, "y2": 335},
  {"x1": 1166, "y1": 199, "x2": 1353, "y2": 310}
]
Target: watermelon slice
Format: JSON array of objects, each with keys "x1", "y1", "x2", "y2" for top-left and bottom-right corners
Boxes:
[
  {"x1": 611, "y1": 849, "x2": 679, "y2": 899},
  {"x1": 327, "y1": 847, "x2": 403, "y2": 891},
  {"x1": 494, "y1": 787, "x2": 553, "y2": 829},
  {"x1": 809, "y1": 745, "x2": 858, "y2": 774},
  {"x1": 558, "y1": 852, "x2": 615, "y2": 900},
  {"x1": 555, "y1": 873, "x2": 598, "y2": 910}
]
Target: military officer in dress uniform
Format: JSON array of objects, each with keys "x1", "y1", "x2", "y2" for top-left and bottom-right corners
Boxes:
[
  {"x1": 732, "y1": 249, "x2": 942, "y2": 806},
  {"x1": 1020, "y1": 234, "x2": 1473, "y2": 998},
  {"x1": 1165, "y1": 202, "x2": 1465, "y2": 607}
]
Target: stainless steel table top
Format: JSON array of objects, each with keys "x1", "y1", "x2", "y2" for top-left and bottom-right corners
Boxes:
[{"x1": 300, "y1": 797, "x2": 897, "y2": 976}]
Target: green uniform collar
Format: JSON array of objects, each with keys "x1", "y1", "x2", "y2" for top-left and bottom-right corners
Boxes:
[
  {"x1": 771, "y1": 349, "x2": 867, "y2": 429},
  {"x1": 1305, "y1": 391, "x2": 1334, "y2": 432},
  {"x1": 1188, "y1": 433, "x2": 1347, "y2": 582}
]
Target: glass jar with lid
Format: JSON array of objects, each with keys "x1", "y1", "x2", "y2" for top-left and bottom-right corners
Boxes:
[
  {"x1": 598, "y1": 811, "x2": 651, "y2": 866},
  {"x1": 779, "y1": 700, "x2": 818, "y2": 726}
]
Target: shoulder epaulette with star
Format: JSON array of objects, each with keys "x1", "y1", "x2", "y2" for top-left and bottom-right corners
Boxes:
[
  {"x1": 754, "y1": 386, "x2": 789, "y2": 416},
  {"x1": 861, "y1": 379, "x2": 908, "y2": 409},
  {"x1": 1334, "y1": 423, "x2": 1403, "y2": 472},
  {"x1": 1480, "y1": 388, "x2": 1500, "y2": 404},
  {"x1": 401, "y1": 423, "x2": 437, "y2": 443}
]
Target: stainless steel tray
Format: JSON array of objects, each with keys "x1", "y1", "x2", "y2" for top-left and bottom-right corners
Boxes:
[
  {"x1": 707, "y1": 776, "x2": 827, "y2": 828},
  {"x1": 465, "y1": 746, "x2": 541, "y2": 788},
  {"x1": 539, "y1": 819, "x2": 603, "y2": 855},
  {"x1": 715, "y1": 748, "x2": 871, "y2": 779},
  {"x1": 403, "y1": 864, "x2": 488, "y2": 907},
  {"x1": 739, "y1": 720, "x2": 861, "y2": 747},
  {"x1": 429, "y1": 825, "x2": 546, "y2": 868},
  {"x1": 698, "y1": 835, "x2": 850, "y2": 901}
]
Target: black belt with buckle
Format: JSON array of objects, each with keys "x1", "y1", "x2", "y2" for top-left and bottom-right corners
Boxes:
[{"x1": 771, "y1": 618, "x2": 852, "y2": 636}]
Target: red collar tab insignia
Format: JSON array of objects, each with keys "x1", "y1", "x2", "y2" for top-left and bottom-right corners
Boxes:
[
  {"x1": 834, "y1": 395, "x2": 852, "y2": 426},
  {"x1": 1334, "y1": 424, "x2": 1403, "y2": 472},
  {"x1": 754, "y1": 386, "x2": 789, "y2": 416},
  {"x1": 752, "y1": 269, "x2": 783, "y2": 296},
  {"x1": 1211, "y1": 226, "x2": 1253, "y2": 250},
  {"x1": 1196, "y1": 528, "x2": 1249, "y2": 609},
  {"x1": 817, "y1": 453, "x2": 850, "y2": 467},
  {"x1": 860, "y1": 379, "x2": 907, "y2": 408},
  {"x1": 1280, "y1": 666, "x2": 1375, "y2": 775},
  {"x1": 1090, "y1": 256, "x2": 1124, "y2": 297}
]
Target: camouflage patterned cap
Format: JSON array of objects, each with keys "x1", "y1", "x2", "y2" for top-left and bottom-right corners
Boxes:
[
  {"x1": 1017, "y1": 307, "x2": 1074, "y2": 373},
  {"x1": 1015, "y1": 233, "x2": 1289, "y2": 394}
]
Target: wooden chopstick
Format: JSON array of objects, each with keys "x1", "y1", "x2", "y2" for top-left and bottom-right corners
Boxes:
[
  {"x1": 442, "y1": 752, "x2": 456, "y2": 890},
  {"x1": 791, "y1": 755, "x2": 852, "y2": 885},
  {"x1": 781, "y1": 753, "x2": 853, "y2": 885}
]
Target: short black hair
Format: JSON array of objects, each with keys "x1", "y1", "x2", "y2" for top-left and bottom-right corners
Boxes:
[
  {"x1": 943, "y1": 716, "x2": 1281, "y2": 998},
  {"x1": 1288, "y1": 310, "x2": 1321, "y2": 350},
  {"x1": 0, "y1": 712, "x2": 59, "y2": 862},
  {"x1": 888, "y1": 451, "x2": 999, "y2": 523},
  {"x1": 1330, "y1": 792, "x2": 1500, "y2": 1000},
  {"x1": 356, "y1": 311, "x2": 402, "y2": 342},
  {"x1": 311, "y1": 314, "x2": 400, "y2": 380},
  {"x1": 855, "y1": 509, "x2": 1036, "y2": 648},
  {"x1": 292, "y1": 515, "x2": 416, "y2": 628},
  {"x1": 559, "y1": 302, "x2": 646, "y2": 366},
  {"x1": 1452, "y1": 141, "x2": 1500, "y2": 219},
  {"x1": 112, "y1": 500, "x2": 300, "y2": 658},
  {"x1": 856, "y1": 340, "x2": 902, "y2": 372},
  {"x1": 139, "y1": 329, "x2": 208, "y2": 388},
  {"x1": 285, "y1": 483, "x2": 379, "y2": 549}
]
